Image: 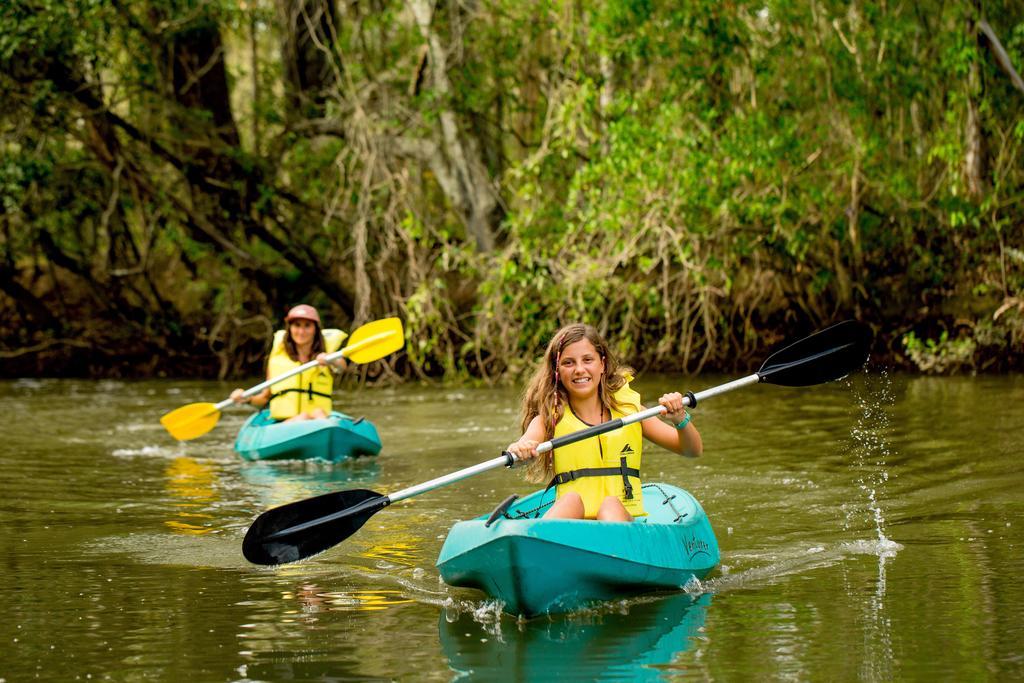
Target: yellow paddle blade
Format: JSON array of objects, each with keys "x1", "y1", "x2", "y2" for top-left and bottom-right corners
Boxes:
[
  {"x1": 343, "y1": 317, "x2": 405, "y2": 364},
  {"x1": 160, "y1": 402, "x2": 222, "y2": 441}
]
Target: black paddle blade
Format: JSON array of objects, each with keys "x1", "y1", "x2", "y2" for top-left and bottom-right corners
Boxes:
[
  {"x1": 757, "y1": 320, "x2": 872, "y2": 387},
  {"x1": 242, "y1": 488, "x2": 386, "y2": 566}
]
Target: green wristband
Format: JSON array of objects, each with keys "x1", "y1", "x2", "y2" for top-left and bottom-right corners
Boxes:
[{"x1": 675, "y1": 412, "x2": 691, "y2": 430}]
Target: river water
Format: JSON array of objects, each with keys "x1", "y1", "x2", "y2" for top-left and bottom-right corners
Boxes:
[{"x1": 1, "y1": 372, "x2": 1022, "y2": 680}]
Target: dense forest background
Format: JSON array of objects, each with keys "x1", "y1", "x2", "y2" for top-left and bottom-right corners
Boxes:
[{"x1": 1, "y1": 0, "x2": 1022, "y2": 381}]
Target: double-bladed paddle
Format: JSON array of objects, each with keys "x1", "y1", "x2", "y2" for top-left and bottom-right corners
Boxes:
[
  {"x1": 242, "y1": 319, "x2": 872, "y2": 566},
  {"x1": 160, "y1": 317, "x2": 404, "y2": 441}
]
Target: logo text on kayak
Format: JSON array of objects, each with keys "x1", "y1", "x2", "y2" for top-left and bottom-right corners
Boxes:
[{"x1": 684, "y1": 534, "x2": 711, "y2": 559}]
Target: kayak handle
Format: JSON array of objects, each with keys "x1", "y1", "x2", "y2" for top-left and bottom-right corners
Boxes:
[{"x1": 484, "y1": 494, "x2": 520, "y2": 528}]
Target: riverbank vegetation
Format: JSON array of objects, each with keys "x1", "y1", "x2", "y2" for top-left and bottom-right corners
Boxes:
[{"x1": 2, "y1": 1, "x2": 1022, "y2": 380}]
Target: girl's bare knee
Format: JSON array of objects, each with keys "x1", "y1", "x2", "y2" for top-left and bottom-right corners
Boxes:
[
  {"x1": 545, "y1": 492, "x2": 585, "y2": 519},
  {"x1": 596, "y1": 496, "x2": 632, "y2": 522}
]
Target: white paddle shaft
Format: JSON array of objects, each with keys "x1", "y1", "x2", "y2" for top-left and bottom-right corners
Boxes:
[
  {"x1": 535, "y1": 372, "x2": 761, "y2": 454},
  {"x1": 388, "y1": 373, "x2": 762, "y2": 503},
  {"x1": 389, "y1": 454, "x2": 515, "y2": 504}
]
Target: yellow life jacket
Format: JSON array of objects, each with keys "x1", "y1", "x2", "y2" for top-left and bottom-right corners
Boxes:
[
  {"x1": 267, "y1": 328, "x2": 347, "y2": 420},
  {"x1": 549, "y1": 382, "x2": 646, "y2": 518}
]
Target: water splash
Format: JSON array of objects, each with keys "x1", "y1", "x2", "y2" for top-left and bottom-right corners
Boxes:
[
  {"x1": 703, "y1": 540, "x2": 895, "y2": 594},
  {"x1": 440, "y1": 596, "x2": 506, "y2": 635},
  {"x1": 682, "y1": 575, "x2": 706, "y2": 595},
  {"x1": 846, "y1": 367, "x2": 900, "y2": 680},
  {"x1": 845, "y1": 368, "x2": 898, "y2": 547},
  {"x1": 111, "y1": 444, "x2": 177, "y2": 458}
]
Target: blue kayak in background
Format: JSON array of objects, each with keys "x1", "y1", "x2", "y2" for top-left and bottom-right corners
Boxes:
[
  {"x1": 436, "y1": 482, "x2": 719, "y2": 617},
  {"x1": 234, "y1": 409, "x2": 382, "y2": 462}
]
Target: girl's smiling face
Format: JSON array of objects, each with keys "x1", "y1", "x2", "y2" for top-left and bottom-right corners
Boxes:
[
  {"x1": 289, "y1": 319, "x2": 317, "y2": 347},
  {"x1": 557, "y1": 338, "x2": 605, "y2": 401}
]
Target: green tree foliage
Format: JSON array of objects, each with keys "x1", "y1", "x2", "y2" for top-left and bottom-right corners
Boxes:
[{"x1": 1, "y1": 0, "x2": 1022, "y2": 379}]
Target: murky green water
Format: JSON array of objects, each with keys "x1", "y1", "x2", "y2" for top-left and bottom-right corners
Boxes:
[{"x1": 1, "y1": 373, "x2": 1022, "y2": 680}]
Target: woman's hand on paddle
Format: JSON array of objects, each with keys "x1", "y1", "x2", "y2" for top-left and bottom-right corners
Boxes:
[
  {"x1": 232, "y1": 387, "x2": 269, "y2": 408},
  {"x1": 316, "y1": 352, "x2": 347, "y2": 372},
  {"x1": 506, "y1": 439, "x2": 540, "y2": 460},
  {"x1": 507, "y1": 416, "x2": 546, "y2": 461},
  {"x1": 658, "y1": 392, "x2": 688, "y2": 424},
  {"x1": 645, "y1": 392, "x2": 701, "y2": 457}
]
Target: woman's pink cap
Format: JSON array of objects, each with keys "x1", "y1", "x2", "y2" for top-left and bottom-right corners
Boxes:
[{"x1": 284, "y1": 304, "x2": 321, "y2": 324}]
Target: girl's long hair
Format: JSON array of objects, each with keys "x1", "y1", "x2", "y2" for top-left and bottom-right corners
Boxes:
[
  {"x1": 283, "y1": 321, "x2": 326, "y2": 362},
  {"x1": 520, "y1": 323, "x2": 634, "y2": 483}
]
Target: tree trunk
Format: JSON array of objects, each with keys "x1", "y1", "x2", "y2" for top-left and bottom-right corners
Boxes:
[
  {"x1": 964, "y1": 19, "x2": 986, "y2": 198},
  {"x1": 170, "y1": 20, "x2": 241, "y2": 149},
  {"x1": 406, "y1": 0, "x2": 502, "y2": 252},
  {"x1": 964, "y1": 70, "x2": 985, "y2": 198},
  {"x1": 0, "y1": 264, "x2": 62, "y2": 333},
  {"x1": 279, "y1": 0, "x2": 340, "y2": 121}
]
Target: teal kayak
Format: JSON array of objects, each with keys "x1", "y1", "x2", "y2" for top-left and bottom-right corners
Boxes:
[
  {"x1": 436, "y1": 483, "x2": 719, "y2": 617},
  {"x1": 234, "y1": 409, "x2": 382, "y2": 462}
]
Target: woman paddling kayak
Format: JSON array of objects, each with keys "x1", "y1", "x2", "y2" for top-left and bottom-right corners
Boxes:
[
  {"x1": 506, "y1": 323, "x2": 702, "y2": 521},
  {"x1": 230, "y1": 304, "x2": 348, "y2": 423}
]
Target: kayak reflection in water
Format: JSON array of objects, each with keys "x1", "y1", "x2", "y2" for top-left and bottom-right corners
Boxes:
[
  {"x1": 506, "y1": 323, "x2": 702, "y2": 521},
  {"x1": 440, "y1": 592, "x2": 713, "y2": 680},
  {"x1": 230, "y1": 304, "x2": 348, "y2": 423}
]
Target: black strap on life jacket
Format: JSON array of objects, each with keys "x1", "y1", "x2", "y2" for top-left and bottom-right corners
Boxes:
[
  {"x1": 268, "y1": 386, "x2": 333, "y2": 405},
  {"x1": 545, "y1": 456, "x2": 640, "y2": 500}
]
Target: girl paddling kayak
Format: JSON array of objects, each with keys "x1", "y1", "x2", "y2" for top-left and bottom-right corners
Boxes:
[
  {"x1": 230, "y1": 304, "x2": 348, "y2": 423},
  {"x1": 506, "y1": 323, "x2": 702, "y2": 521}
]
